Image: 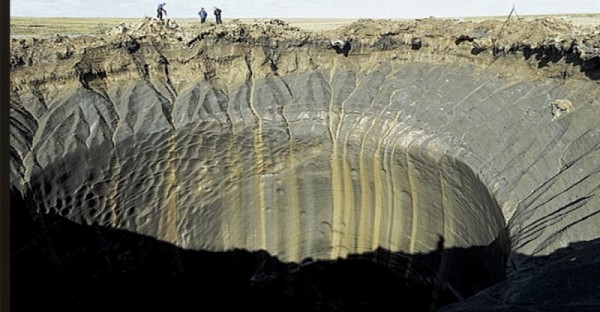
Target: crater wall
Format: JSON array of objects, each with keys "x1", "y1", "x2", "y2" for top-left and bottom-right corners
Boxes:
[{"x1": 10, "y1": 17, "x2": 600, "y2": 310}]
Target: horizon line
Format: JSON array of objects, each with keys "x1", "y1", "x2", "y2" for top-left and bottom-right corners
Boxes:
[{"x1": 10, "y1": 12, "x2": 600, "y2": 19}]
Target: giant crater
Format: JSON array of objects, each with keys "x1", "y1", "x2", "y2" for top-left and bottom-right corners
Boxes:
[{"x1": 10, "y1": 17, "x2": 600, "y2": 311}]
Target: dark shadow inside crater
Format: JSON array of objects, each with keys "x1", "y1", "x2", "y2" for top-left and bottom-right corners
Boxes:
[
  {"x1": 12, "y1": 187, "x2": 509, "y2": 312},
  {"x1": 331, "y1": 40, "x2": 352, "y2": 57},
  {"x1": 521, "y1": 46, "x2": 600, "y2": 80}
]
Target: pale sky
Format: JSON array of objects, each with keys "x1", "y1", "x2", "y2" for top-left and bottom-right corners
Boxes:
[{"x1": 10, "y1": 0, "x2": 600, "y2": 19}]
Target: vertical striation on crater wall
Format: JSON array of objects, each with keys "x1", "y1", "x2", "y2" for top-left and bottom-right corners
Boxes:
[{"x1": 19, "y1": 66, "x2": 510, "y2": 263}]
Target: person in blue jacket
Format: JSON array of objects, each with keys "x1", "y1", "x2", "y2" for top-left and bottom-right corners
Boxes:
[
  {"x1": 198, "y1": 7, "x2": 208, "y2": 23},
  {"x1": 156, "y1": 3, "x2": 167, "y2": 20}
]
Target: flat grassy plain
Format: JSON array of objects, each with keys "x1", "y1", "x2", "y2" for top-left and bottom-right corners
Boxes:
[
  {"x1": 10, "y1": 14, "x2": 600, "y2": 38},
  {"x1": 10, "y1": 17, "x2": 357, "y2": 37}
]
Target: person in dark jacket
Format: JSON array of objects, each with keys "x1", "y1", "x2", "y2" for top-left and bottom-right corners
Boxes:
[{"x1": 213, "y1": 7, "x2": 222, "y2": 24}]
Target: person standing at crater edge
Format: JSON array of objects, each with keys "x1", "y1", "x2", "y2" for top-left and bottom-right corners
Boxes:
[
  {"x1": 213, "y1": 6, "x2": 222, "y2": 24},
  {"x1": 198, "y1": 7, "x2": 208, "y2": 23},
  {"x1": 157, "y1": 3, "x2": 167, "y2": 21}
]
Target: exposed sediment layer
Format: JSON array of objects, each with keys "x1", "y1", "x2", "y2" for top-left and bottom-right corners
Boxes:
[{"x1": 10, "y1": 17, "x2": 600, "y2": 309}]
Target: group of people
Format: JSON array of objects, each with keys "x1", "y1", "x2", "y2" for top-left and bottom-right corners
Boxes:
[
  {"x1": 198, "y1": 6, "x2": 222, "y2": 24},
  {"x1": 155, "y1": 3, "x2": 223, "y2": 24}
]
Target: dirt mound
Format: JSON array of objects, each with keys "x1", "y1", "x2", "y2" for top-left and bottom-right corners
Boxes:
[
  {"x1": 101, "y1": 17, "x2": 312, "y2": 46},
  {"x1": 11, "y1": 16, "x2": 600, "y2": 58},
  {"x1": 104, "y1": 16, "x2": 189, "y2": 41},
  {"x1": 13, "y1": 16, "x2": 600, "y2": 81},
  {"x1": 322, "y1": 17, "x2": 600, "y2": 55}
]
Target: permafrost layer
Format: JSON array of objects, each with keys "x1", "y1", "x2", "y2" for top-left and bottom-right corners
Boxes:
[{"x1": 10, "y1": 17, "x2": 600, "y2": 310}]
